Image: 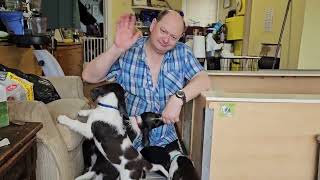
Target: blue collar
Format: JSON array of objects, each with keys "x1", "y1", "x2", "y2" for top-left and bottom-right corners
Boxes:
[{"x1": 97, "y1": 102, "x2": 118, "y2": 110}]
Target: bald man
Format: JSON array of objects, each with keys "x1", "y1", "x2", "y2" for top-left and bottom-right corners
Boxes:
[{"x1": 83, "y1": 10, "x2": 210, "y2": 151}]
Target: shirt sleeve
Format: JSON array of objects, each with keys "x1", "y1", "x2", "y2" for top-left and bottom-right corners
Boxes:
[
  {"x1": 183, "y1": 46, "x2": 204, "y2": 80},
  {"x1": 106, "y1": 59, "x2": 121, "y2": 81}
]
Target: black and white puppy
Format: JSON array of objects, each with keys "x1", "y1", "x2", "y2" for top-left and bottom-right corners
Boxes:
[
  {"x1": 82, "y1": 139, "x2": 119, "y2": 180},
  {"x1": 137, "y1": 113, "x2": 200, "y2": 180},
  {"x1": 57, "y1": 83, "x2": 168, "y2": 180},
  {"x1": 168, "y1": 150, "x2": 200, "y2": 180},
  {"x1": 139, "y1": 112, "x2": 164, "y2": 147}
]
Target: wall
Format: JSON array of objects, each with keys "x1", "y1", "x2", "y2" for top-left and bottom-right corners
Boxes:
[
  {"x1": 183, "y1": 0, "x2": 218, "y2": 27},
  {"x1": 106, "y1": 0, "x2": 133, "y2": 47},
  {"x1": 298, "y1": 0, "x2": 320, "y2": 69},
  {"x1": 217, "y1": 0, "x2": 236, "y2": 22},
  {"x1": 247, "y1": 0, "x2": 305, "y2": 69}
]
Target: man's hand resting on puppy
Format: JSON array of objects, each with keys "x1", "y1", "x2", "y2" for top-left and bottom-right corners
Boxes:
[{"x1": 162, "y1": 95, "x2": 183, "y2": 124}]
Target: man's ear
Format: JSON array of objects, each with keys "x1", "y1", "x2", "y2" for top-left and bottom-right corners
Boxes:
[{"x1": 149, "y1": 18, "x2": 157, "y2": 32}]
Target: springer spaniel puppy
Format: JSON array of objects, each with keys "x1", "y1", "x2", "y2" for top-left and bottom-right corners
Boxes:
[
  {"x1": 57, "y1": 83, "x2": 168, "y2": 180},
  {"x1": 168, "y1": 150, "x2": 200, "y2": 180},
  {"x1": 136, "y1": 113, "x2": 200, "y2": 180},
  {"x1": 82, "y1": 139, "x2": 119, "y2": 180}
]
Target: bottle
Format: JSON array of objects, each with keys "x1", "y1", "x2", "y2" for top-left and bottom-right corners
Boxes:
[
  {"x1": 212, "y1": 21, "x2": 223, "y2": 34},
  {"x1": 73, "y1": 29, "x2": 80, "y2": 43},
  {"x1": 220, "y1": 25, "x2": 227, "y2": 43}
]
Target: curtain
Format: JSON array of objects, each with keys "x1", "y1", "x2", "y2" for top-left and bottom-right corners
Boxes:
[{"x1": 41, "y1": 0, "x2": 80, "y2": 29}]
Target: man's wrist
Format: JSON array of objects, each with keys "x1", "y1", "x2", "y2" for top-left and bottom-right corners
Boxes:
[
  {"x1": 174, "y1": 95, "x2": 184, "y2": 106},
  {"x1": 111, "y1": 44, "x2": 125, "y2": 55},
  {"x1": 175, "y1": 90, "x2": 186, "y2": 105}
]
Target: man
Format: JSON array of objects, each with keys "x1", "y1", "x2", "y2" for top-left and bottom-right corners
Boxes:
[{"x1": 82, "y1": 10, "x2": 210, "y2": 151}]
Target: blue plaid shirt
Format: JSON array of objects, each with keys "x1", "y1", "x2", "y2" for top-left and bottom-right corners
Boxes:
[{"x1": 106, "y1": 37, "x2": 203, "y2": 150}]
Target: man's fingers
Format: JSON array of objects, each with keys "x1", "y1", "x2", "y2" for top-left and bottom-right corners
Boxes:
[
  {"x1": 128, "y1": 14, "x2": 136, "y2": 29},
  {"x1": 119, "y1": 14, "x2": 130, "y2": 29},
  {"x1": 162, "y1": 117, "x2": 170, "y2": 124}
]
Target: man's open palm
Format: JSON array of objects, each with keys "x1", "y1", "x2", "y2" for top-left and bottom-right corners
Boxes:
[{"x1": 114, "y1": 14, "x2": 141, "y2": 51}]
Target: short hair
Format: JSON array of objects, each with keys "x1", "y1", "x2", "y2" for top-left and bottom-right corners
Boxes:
[{"x1": 156, "y1": 10, "x2": 186, "y2": 32}]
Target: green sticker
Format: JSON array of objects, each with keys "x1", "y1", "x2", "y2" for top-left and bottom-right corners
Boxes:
[{"x1": 219, "y1": 103, "x2": 235, "y2": 117}]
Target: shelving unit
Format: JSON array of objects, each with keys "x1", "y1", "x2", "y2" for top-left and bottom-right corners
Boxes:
[
  {"x1": 132, "y1": 5, "x2": 167, "y2": 11},
  {"x1": 132, "y1": 5, "x2": 168, "y2": 34},
  {"x1": 136, "y1": 25, "x2": 149, "y2": 29}
]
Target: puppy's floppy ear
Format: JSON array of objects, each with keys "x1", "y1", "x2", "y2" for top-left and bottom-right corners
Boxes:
[
  {"x1": 118, "y1": 97, "x2": 129, "y2": 119},
  {"x1": 90, "y1": 87, "x2": 100, "y2": 102},
  {"x1": 111, "y1": 83, "x2": 129, "y2": 119}
]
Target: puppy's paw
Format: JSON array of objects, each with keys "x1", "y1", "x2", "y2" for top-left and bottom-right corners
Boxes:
[
  {"x1": 78, "y1": 110, "x2": 89, "y2": 117},
  {"x1": 57, "y1": 115, "x2": 69, "y2": 125}
]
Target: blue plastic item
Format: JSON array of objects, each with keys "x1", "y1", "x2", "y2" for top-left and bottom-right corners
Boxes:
[
  {"x1": 212, "y1": 21, "x2": 223, "y2": 34},
  {"x1": 0, "y1": 11, "x2": 24, "y2": 35}
]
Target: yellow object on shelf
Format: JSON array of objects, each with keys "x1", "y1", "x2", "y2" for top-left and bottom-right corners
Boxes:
[
  {"x1": 63, "y1": 39, "x2": 73, "y2": 43},
  {"x1": 226, "y1": 16, "x2": 244, "y2": 41}
]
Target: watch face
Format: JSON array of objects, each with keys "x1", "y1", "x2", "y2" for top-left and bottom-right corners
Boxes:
[{"x1": 176, "y1": 90, "x2": 185, "y2": 98}]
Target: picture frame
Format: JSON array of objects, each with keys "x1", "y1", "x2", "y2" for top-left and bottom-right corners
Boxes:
[
  {"x1": 132, "y1": 0, "x2": 148, "y2": 6},
  {"x1": 92, "y1": 5, "x2": 100, "y2": 17},
  {"x1": 223, "y1": 0, "x2": 231, "y2": 8}
]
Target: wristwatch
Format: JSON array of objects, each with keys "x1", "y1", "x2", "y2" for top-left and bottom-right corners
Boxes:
[{"x1": 175, "y1": 90, "x2": 186, "y2": 104}]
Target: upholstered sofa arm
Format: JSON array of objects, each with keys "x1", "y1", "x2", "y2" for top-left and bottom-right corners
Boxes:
[
  {"x1": 7, "y1": 101, "x2": 74, "y2": 180},
  {"x1": 46, "y1": 76, "x2": 85, "y2": 99}
]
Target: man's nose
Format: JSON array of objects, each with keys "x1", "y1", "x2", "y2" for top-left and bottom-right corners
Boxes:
[{"x1": 163, "y1": 35, "x2": 170, "y2": 44}]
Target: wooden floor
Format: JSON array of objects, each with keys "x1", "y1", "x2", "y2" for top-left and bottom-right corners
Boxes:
[{"x1": 145, "y1": 172, "x2": 167, "y2": 179}]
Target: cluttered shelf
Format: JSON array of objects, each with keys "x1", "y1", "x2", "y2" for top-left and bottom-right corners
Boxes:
[
  {"x1": 132, "y1": 5, "x2": 167, "y2": 11},
  {"x1": 132, "y1": 4, "x2": 168, "y2": 35}
]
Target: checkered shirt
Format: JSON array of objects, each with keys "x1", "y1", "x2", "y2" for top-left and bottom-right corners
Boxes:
[{"x1": 106, "y1": 37, "x2": 203, "y2": 150}]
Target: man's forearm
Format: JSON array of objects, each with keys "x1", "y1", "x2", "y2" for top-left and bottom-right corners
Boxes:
[
  {"x1": 82, "y1": 44, "x2": 124, "y2": 83},
  {"x1": 183, "y1": 71, "x2": 211, "y2": 102}
]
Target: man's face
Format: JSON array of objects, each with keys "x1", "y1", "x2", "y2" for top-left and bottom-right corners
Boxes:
[{"x1": 149, "y1": 13, "x2": 184, "y2": 54}]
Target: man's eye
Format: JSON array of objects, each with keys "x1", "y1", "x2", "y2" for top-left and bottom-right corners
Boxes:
[{"x1": 171, "y1": 36, "x2": 178, "y2": 40}]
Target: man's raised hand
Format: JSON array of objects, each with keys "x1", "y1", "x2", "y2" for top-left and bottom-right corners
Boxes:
[{"x1": 114, "y1": 14, "x2": 142, "y2": 52}]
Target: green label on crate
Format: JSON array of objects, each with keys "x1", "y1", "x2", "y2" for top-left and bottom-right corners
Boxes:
[{"x1": 219, "y1": 103, "x2": 235, "y2": 117}]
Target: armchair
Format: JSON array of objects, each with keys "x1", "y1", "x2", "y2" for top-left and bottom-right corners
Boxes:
[{"x1": 7, "y1": 76, "x2": 90, "y2": 180}]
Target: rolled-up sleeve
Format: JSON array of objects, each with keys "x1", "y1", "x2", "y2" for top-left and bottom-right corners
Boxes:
[
  {"x1": 184, "y1": 47, "x2": 204, "y2": 80},
  {"x1": 106, "y1": 60, "x2": 121, "y2": 81}
]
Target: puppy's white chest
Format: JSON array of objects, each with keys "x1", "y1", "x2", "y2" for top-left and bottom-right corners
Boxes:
[{"x1": 89, "y1": 110, "x2": 125, "y2": 136}]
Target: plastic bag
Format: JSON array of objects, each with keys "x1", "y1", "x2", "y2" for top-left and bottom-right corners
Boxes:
[
  {"x1": 0, "y1": 71, "x2": 34, "y2": 101},
  {"x1": 0, "y1": 64, "x2": 61, "y2": 104}
]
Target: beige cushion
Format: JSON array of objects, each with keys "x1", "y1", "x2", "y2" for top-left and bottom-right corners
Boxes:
[{"x1": 46, "y1": 98, "x2": 90, "y2": 151}]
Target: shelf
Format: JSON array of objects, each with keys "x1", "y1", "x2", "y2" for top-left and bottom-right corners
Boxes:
[
  {"x1": 136, "y1": 25, "x2": 149, "y2": 29},
  {"x1": 132, "y1": 5, "x2": 167, "y2": 11}
]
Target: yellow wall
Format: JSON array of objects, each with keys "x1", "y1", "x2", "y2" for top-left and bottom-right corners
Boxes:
[
  {"x1": 108, "y1": 0, "x2": 182, "y2": 47},
  {"x1": 247, "y1": 0, "x2": 305, "y2": 69},
  {"x1": 108, "y1": 0, "x2": 133, "y2": 47},
  {"x1": 298, "y1": 0, "x2": 320, "y2": 69}
]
